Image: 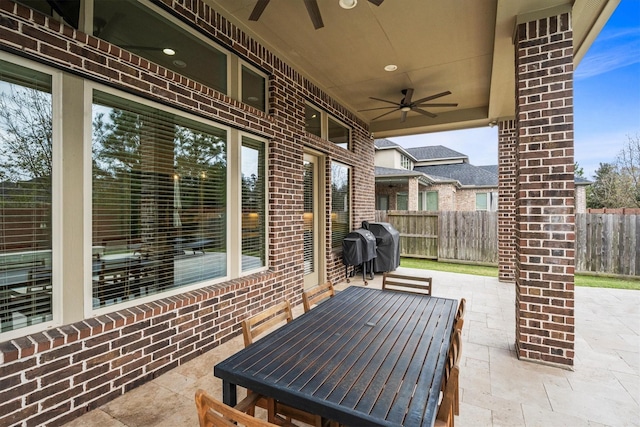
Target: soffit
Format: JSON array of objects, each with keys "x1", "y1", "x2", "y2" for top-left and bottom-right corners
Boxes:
[{"x1": 205, "y1": 0, "x2": 618, "y2": 138}]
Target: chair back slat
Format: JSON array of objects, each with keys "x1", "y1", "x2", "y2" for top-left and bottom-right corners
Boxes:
[
  {"x1": 195, "y1": 389, "x2": 280, "y2": 427},
  {"x1": 242, "y1": 300, "x2": 293, "y2": 347},
  {"x1": 302, "y1": 281, "x2": 335, "y2": 312},
  {"x1": 382, "y1": 272, "x2": 432, "y2": 295}
]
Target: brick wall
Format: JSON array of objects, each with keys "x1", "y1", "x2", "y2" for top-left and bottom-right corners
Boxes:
[
  {"x1": 0, "y1": 0, "x2": 375, "y2": 424},
  {"x1": 498, "y1": 119, "x2": 517, "y2": 282},
  {"x1": 514, "y1": 11, "x2": 575, "y2": 368}
]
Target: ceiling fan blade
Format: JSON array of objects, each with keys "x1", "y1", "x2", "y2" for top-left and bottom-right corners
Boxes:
[
  {"x1": 368, "y1": 0, "x2": 384, "y2": 5},
  {"x1": 416, "y1": 103, "x2": 459, "y2": 108},
  {"x1": 412, "y1": 91, "x2": 452, "y2": 105},
  {"x1": 249, "y1": 0, "x2": 270, "y2": 21},
  {"x1": 304, "y1": 0, "x2": 324, "y2": 29},
  {"x1": 414, "y1": 108, "x2": 437, "y2": 118},
  {"x1": 400, "y1": 110, "x2": 408, "y2": 123},
  {"x1": 370, "y1": 96, "x2": 400, "y2": 106},
  {"x1": 358, "y1": 106, "x2": 399, "y2": 112},
  {"x1": 402, "y1": 88, "x2": 414, "y2": 105},
  {"x1": 372, "y1": 108, "x2": 400, "y2": 121}
]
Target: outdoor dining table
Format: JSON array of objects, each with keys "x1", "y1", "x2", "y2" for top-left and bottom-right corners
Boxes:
[{"x1": 214, "y1": 286, "x2": 458, "y2": 427}]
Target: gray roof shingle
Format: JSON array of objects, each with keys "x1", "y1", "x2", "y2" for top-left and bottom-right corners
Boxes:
[
  {"x1": 405, "y1": 145, "x2": 468, "y2": 161},
  {"x1": 414, "y1": 163, "x2": 497, "y2": 186}
]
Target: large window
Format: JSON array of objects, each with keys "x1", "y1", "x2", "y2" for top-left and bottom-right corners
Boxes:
[
  {"x1": 305, "y1": 104, "x2": 322, "y2": 138},
  {"x1": 331, "y1": 162, "x2": 350, "y2": 249},
  {"x1": 397, "y1": 192, "x2": 408, "y2": 210},
  {"x1": 305, "y1": 104, "x2": 351, "y2": 150},
  {"x1": 328, "y1": 117, "x2": 350, "y2": 150},
  {"x1": 476, "y1": 192, "x2": 498, "y2": 211},
  {"x1": 0, "y1": 60, "x2": 54, "y2": 333},
  {"x1": 419, "y1": 191, "x2": 438, "y2": 211},
  {"x1": 92, "y1": 90, "x2": 227, "y2": 308},
  {"x1": 93, "y1": 0, "x2": 228, "y2": 94},
  {"x1": 241, "y1": 64, "x2": 267, "y2": 112},
  {"x1": 241, "y1": 137, "x2": 266, "y2": 271}
]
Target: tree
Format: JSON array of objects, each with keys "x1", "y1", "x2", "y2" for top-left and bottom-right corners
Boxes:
[
  {"x1": 0, "y1": 86, "x2": 52, "y2": 185},
  {"x1": 616, "y1": 134, "x2": 640, "y2": 207}
]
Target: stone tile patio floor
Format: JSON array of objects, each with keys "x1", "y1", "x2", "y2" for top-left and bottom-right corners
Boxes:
[{"x1": 65, "y1": 268, "x2": 640, "y2": 427}]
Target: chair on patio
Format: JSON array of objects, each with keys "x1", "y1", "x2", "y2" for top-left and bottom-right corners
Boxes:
[
  {"x1": 445, "y1": 328, "x2": 462, "y2": 416},
  {"x1": 302, "y1": 281, "x2": 335, "y2": 313},
  {"x1": 455, "y1": 298, "x2": 466, "y2": 331},
  {"x1": 195, "y1": 388, "x2": 295, "y2": 427},
  {"x1": 435, "y1": 364, "x2": 459, "y2": 427},
  {"x1": 382, "y1": 272, "x2": 432, "y2": 295},
  {"x1": 242, "y1": 301, "x2": 326, "y2": 427}
]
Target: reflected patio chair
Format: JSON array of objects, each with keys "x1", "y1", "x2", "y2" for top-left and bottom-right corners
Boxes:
[
  {"x1": 242, "y1": 301, "x2": 326, "y2": 427},
  {"x1": 382, "y1": 272, "x2": 432, "y2": 295},
  {"x1": 195, "y1": 388, "x2": 295, "y2": 427},
  {"x1": 302, "y1": 281, "x2": 335, "y2": 313}
]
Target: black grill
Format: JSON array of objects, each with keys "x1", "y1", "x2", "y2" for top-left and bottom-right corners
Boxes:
[
  {"x1": 342, "y1": 228, "x2": 376, "y2": 285},
  {"x1": 368, "y1": 222, "x2": 400, "y2": 273}
]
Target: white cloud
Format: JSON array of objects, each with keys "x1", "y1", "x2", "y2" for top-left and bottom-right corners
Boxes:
[{"x1": 575, "y1": 28, "x2": 640, "y2": 79}]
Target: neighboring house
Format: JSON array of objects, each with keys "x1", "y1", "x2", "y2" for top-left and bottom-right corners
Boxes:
[{"x1": 375, "y1": 139, "x2": 590, "y2": 212}]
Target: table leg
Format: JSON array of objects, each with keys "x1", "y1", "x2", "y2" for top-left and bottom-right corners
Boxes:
[{"x1": 222, "y1": 380, "x2": 237, "y2": 407}]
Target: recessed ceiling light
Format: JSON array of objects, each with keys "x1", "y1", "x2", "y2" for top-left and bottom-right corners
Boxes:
[
  {"x1": 162, "y1": 48, "x2": 176, "y2": 56},
  {"x1": 172, "y1": 59, "x2": 187, "y2": 68},
  {"x1": 339, "y1": 0, "x2": 357, "y2": 9},
  {"x1": 384, "y1": 64, "x2": 398, "y2": 72}
]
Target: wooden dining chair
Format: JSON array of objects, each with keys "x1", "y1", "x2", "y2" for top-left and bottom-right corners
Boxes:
[
  {"x1": 435, "y1": 365, "x2": 459, "y2": 427},
  {"x1": 195, "y1": 388, "x2": 295, "y2": 427},
  {"x1": 445, "y1": 329, "x2": 462, "y2": 416},
  {"x1": 454, "y1": 298, "x2": 466, "y2": 331},
  {"x1": 242, "y1": 300, "x2": 293, "y2": 347},
  {"x1": 302, "y1": 281, "x2": 335, "y2": 312},
  {"x1": 242, "y1": 301, "x2": 326, "y2": 427},
  {"x1": 382, "y1": 272, "x2": 432, "y2": 295}
]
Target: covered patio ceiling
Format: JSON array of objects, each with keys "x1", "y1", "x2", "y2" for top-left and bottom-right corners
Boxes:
[{"x1": 207, "y1": 0, "x2": 618, "y2": 138}]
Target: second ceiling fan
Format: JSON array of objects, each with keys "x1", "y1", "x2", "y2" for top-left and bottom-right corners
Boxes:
[
  {"x1": 360, "y1": 88, "x2": 458, "y2": 123},
  {"x1": 249, "y1": 0, "x2": 384, "y2": 30}
]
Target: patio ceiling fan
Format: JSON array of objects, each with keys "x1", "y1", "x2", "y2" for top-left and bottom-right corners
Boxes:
[
  {"x1": 249, "y1": 0, "x2": 384, "y2": 30},
  {"x1": 360, "y1": 88, "x2": 458, "y2": 123}
]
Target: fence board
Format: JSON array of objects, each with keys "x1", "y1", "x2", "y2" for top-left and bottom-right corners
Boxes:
[{"x1": 376, "y1": 211, "x2": 639, "y2": 277}]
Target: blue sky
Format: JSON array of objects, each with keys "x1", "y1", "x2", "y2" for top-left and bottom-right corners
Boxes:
[{"x1": 391, "y1": 0, "x2": 640, "y2": 180}]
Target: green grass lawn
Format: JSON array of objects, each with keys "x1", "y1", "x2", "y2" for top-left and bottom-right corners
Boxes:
[{"x1": 400, "y1": 258, "x2": 640, "y2": 290}]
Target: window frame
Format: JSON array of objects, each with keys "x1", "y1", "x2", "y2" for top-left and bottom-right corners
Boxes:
[
  {"x1": 396, "y1": 192, "x2": 408, "y2": 210},
  {"x1": 331, "y1": 161, "x2": 351, "y2": 251},
  {"x1": 86, "y1": 81, "x2": 233, "y2": 317},
  {"x1": 0, "y1": 54, "x2": 63, "y2": 341},
  {"x1": 304, "y1": 101, "x2": 352, "y2": 151},
  {"x1": 475, "y1": 192, "x2": 488, "y2": 211},
  {"x1": 92, "y1": 0, "x2": 232, "y2": 95},
  {"x1": 238, "y1": 60, "x2": 268, "y2": 113},
  {"x1": 239, "y1": 132, "x2": 269, "y2": 275}
]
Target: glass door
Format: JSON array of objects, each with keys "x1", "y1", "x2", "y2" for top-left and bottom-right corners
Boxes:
[{"x1": 303, "y1": 154, "x2": 323, "y2": 288}]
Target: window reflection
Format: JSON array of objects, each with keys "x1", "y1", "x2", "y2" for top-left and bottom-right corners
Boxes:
[
  {"x1": 92, "y1": 91, "x2": 227, "y2": 308},
  {"x1": 0, "y1": 60, "x2": 53, "y2": 332}
]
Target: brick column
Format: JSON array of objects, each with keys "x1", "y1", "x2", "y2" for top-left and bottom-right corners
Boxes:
[
  {"x1": 498, "y1": 119, "x2": 517, "y2": 282},
  {"x1": 514, "y1": 11, "x2": 575, "y2": 367}
]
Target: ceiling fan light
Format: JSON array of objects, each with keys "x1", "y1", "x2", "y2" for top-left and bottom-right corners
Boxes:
[
  {"x1": 339, "y1": 0, "x2": 357, "y2": 9},
  {"x1": 401, "y1": 106, "x2": 411, "y2": 112}
]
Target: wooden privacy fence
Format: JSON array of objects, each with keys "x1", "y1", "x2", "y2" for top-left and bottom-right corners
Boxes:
[
  {"x1": 375, "y1": 211, "x2": 639, "y2": 277},
  {"x1": 576, "y1": 213, "x2": 639, "y2": 276}
]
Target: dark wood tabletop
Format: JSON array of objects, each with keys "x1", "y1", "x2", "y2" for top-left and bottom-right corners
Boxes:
[{"x1": 214, "y1": 286, "x2": 457, "y2": 427}]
